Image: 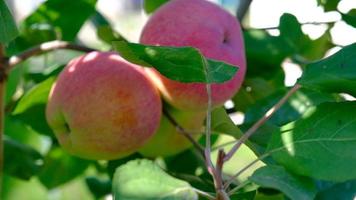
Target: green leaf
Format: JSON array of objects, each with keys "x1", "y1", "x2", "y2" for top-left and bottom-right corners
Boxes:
[
  {"x1": 298, "y1": 43, "x2": 356, "y2": 96},
  {"x1": 24, "y1": 0, "x2": 97, "y2": 41},
  {"x1": 316, "y1": 180, "x2": 356, "y2": 200},
  {"x1": 268, "y1": 101, "x2": 356, "y2": 182},
  {"x1": 341, "y1": 9, "x2": 356, "y2": 28},
  {"x1": 85, "y1": 177, "x2": 111, "y2": 199},
  {"x1": 38, "y1": 147, "x2": 91, "y2": 189},
  {"x1": 113, "y1": 41, "x2": 238, "y2": 83},
  {"x1": 12, "y1": 77, "x2": 55, "y2": 136},
  {"x1": 232, "y1": 78, "x2": 276, "y2": 112},
  {"x1": 4, "y1": 136, "x2": 43, "y2": 180},
  {"x1": 250, "y1": 165, "x2": 317, "y2": 200},
  {"x1": 5, "y1": 63, "x2": 24, "y2": 104},
  {"x1": 112, "y1": 159, "x2": 198, "y2": 200},
  {"x1": 317, "y1": 0, "x2": 339, "y2": 11},
  {"x1": 242, "y1": 88, "x2": 337, "y2": 147},
  {"x1": 211, "y1": 107, "x2": 243, "y2": 138},
  {"x1": 230, "y1": 190, "x2": 256, "y2": 200},
  {"x1": 13, "y1": 76, "x2": 55, "y2": 114},
  {"x1": 144, "y1": 0, "x2": 169, "y2": 14},
  {"x1": 243, "y1": 30, "x2": 287, "y2": 78},
  {"x1": 0, "y1": 0, "x2": 19, "y2": 43},
  {"x1": 91, "y1": 11, "x2": 127, "y2": 44}
]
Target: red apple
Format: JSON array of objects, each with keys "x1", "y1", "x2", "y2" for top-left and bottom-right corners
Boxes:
[
  {"x1": 46, "y1": 52, "x2": 162, "y2": 160},
  {"x1": 140, "y1": 0, "x2": 246, "y2": 111}
]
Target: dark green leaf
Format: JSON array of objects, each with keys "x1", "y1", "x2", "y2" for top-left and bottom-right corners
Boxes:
[
  {"x1": 112, "y1": 159, "x2": 198, "y2": 200},
  {"x1": 316, "y1": 180, "x2": 356, "y2": 200},
  {"x1": 13, "y1": 76, "x2": 55, "y2": 114},
  {"x1": 113, "y1": 41, "x2": 238, "y2": 83},
  {"x1": 12, "y1": 77, "x2": 55, "y2": 136},
  {"x1": 91, "y1": 11, "x2": 127, "y2": 44},
  {"x1": 243, "y1": 30, "x2": 287, "y2": 78},
  {"x1": 230, "y1": 190, "x2": 256, "y2": 200},
  {"x1": 85, "y1": 177, "x2": 111, "y2": 199},
  {"x1": 165, "y1": 149, "x2": 203, "y2": 175},
  {"x1": 242, "y1": 88, "x2": 337, "y2": 147},
  {"x1": 38, "y1": 147, "x2": 91, "y2": 189},
  {"x1": 24, "y1": 0, "x2": 97, "y2": 41},
  {"x1": 5, "y1": 63, "x2": 24, "y2": 104},
  {"x1": 250, "y1": 165, "x2": 317, "y2": 200},
  {"x1": 0, "y1": 0, "x2": 18, "y2": 43},
  {"x1": 268, "y1": 101, "x2": 356, "y2": 182},
  {"x1": 232, "y1": 78, "x2": 275, "y2": 112},
  {"x1": 4, "y1": 136, "x2": 43, "y2": 180},
  {"x1": 298, "y1": 43, "x2": 356, "y2": 96},
  {"x1": 317, "y1": 0, "x2": 339, "y2": 11},
  {"x1": 211, "y1": 107, "x2": 243, "y2": 138},
  {"x1": 144, "y1": 0, "x2": 169, "y2": 14},
  {"x1": 279, "y1": 13, "x2": 331, "y2": 61},
  {"x1": 342, "y1": 9, "x2": 356, "y2": 28}
]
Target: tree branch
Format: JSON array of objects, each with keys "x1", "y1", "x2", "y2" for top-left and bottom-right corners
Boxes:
[
  {"x1": 223, "y1": 84, "x2": 301, "y2": 162},
  {"x1": 5, "y1": 40, "x2": 96, "y2": 71},
  {"x1": 162, "y1": 108, "x2": 205, "y2": 156}
]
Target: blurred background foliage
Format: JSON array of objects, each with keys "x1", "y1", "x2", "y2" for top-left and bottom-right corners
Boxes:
[{"x1": 2, "y1": 0, "x2": 356, "y2": 199}]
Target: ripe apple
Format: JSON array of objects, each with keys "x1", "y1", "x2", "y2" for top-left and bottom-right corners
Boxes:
[
  {"x1": 139, "y1": 104, "x2": 205, "y2": 157},
  {"x1": 140, "y1": 0, "x2": 246, "y2": 111},
  {"x1": 46, "y1": 52, "x2": 162, "y2": 160}
]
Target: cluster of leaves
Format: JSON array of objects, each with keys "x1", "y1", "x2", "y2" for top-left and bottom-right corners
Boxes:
[{"x1": 1, "y1": 0, "x2": 356, "y2": 200}]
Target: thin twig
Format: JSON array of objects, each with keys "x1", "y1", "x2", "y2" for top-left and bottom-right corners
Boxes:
[
  {"x1": 224, "y1": 84, "x2": 301, "y2": 162},
  {"x1": 224, "y1": 153, "x2": 269, "y2": 189},
  {"x1": 193, "y1": 188, "x2": 216, "y2": 200},
  {"x1": 162, "y1": 108, "x2": 205, "y2": 156},
  {"x1": 215, "y1": 149, "x2": 230, "y2": 200},
  {"x1": 227, "y1": 180, "x2": 251, "y2": 195},
  {"x1": 5, "y1": 40, "x2": 96, "y2": 71},
  {"x1": 246, "y1": 20, "x2": 338, "y2": 30}
]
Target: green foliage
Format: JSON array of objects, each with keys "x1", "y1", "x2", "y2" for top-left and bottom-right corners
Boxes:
[
  {"x1": 112, "y1": 159, "x2": 198, "y2": 200},
  {"x1": 298, "y1": 43, "x2": 356, "y2": 96},
  {"x1": 25, "y1": 0, "x2": 97, "y2": 41},
  {"x1": 268, "y1": 101, "x2": 356, "y2": 182},
  {"x1": 0, "y1": 0, "x2": 18, "y2": 43},
  {"x1": 250, "y1": 165, "x2": 317, "y2": 200},
  {"x1": 341, "y1": 9, "x2": 356, "y2": 28},
  {"x1": 85, "y1": 177, "x2": 112, "y2": 199},
  {"x1": 315, "y1": 180, "x2": 356, "y2": 199},
  {"x1": 38, "y1": 147, "x2": 91, "y2": 189},
  {"x1": 4, "y1": 136, "x2": 43, "y2": 180},
  {"x1": 12, "y1": 77, "x2": 56, "y2": 136},
  {"x1": 317, "y1": 0, "x2": 340, "y2": 11},
  {"x1": 91, "y1": 11, "x2": 127, "y2": 44},
  {"x1": 144, "y1": 0, "x2": 169, "y2": 14},
  {"x1": 113, "y1": 41, "x2": 238, "y2": 83},
  {"x1": 211, "y1": 107, "x2": 243, "y2": 138}
]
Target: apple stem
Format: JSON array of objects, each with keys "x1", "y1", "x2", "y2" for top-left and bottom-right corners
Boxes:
[
  {"x1": 223, "y1": 84, "x2": 302, "y2": 162},
  {"x1": 162, "y1": 107, "x2": 205, "y2": 156},
  {"x1": 0, "y1": 44, "x2": 6, "y2": 195}
]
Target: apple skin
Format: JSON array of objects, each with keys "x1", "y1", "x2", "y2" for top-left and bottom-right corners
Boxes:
[
  {"x1": 140, "y1": 0, "x2": 246, "y2": 111},
  {"x1": 46, "y1": 52, "x2": 162, "y2": 160},
  {"x1": 139, "y1": 104, "x2": 205, "y2": 157}
]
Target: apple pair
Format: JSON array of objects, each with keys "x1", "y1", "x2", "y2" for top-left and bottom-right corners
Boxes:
[{"x1": 46, "y1": 0, "x2": 246, "y2": 160}]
